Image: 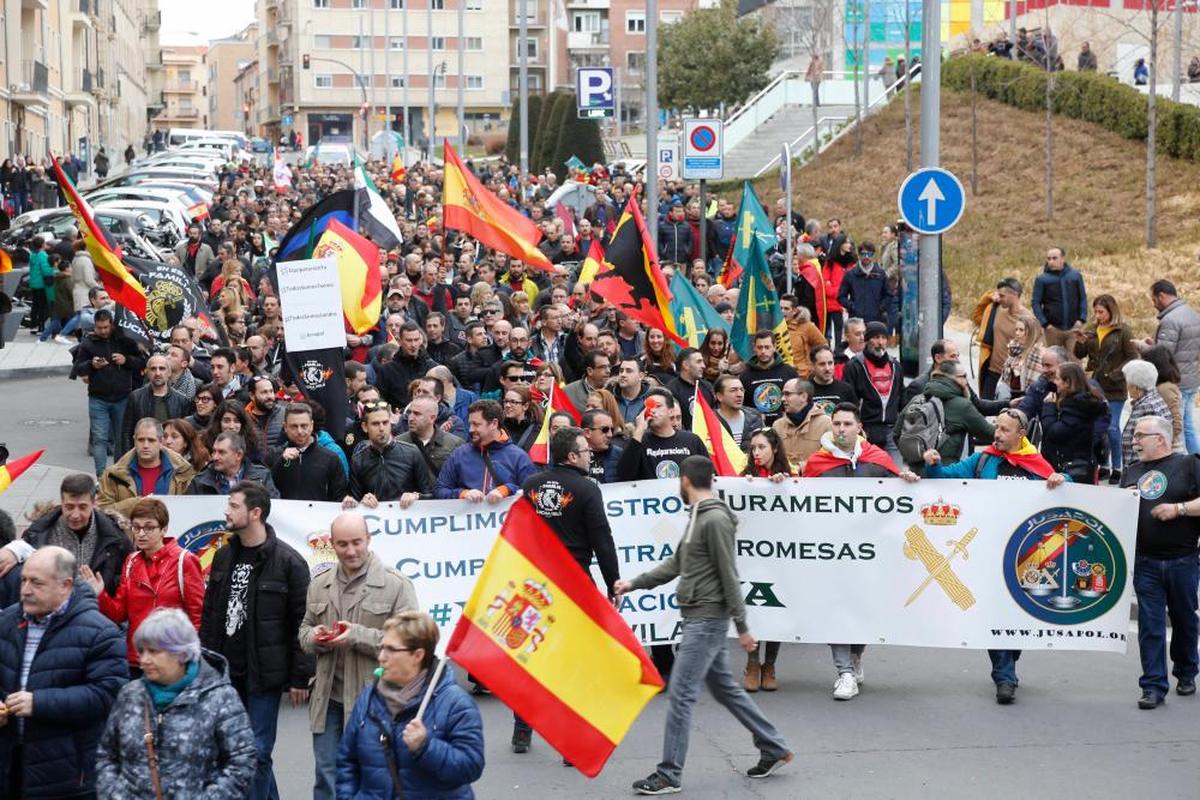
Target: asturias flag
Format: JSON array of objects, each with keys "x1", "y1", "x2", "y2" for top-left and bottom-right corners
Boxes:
[
  {"x1": 442, "y1": 141, "x2": 555, "y2": 271},
  {"x1": 0, "y1": 449, "x2": 44, "y2": 495},
  {"x1": 730, "y1": 236, "x2": 792, "y2": 365},
  {"x1": 50, "y1": 156, "x2": 148, "y2": 318},
  {"x1": 313, "y1": 218, "x2": 383, "y2": 336},
  {"x1": 718, "y1": 181, "x2": 776, "y2": 288},
  {"x1": 668, "y1": 270, "x2": 729, "y2": 348},
  {"x1": 446, "y1": 498, "x2": 664, "y2": 777},
  {"x1": 590, "y1": 195, "x2": 687, "y2": 347},
  {"x1": 691, "y1": 386, "x2": 747, "y2": 476}
]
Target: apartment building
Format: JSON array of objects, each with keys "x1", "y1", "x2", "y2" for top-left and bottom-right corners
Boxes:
[
  {"x1": 208, "y1": 25, "x2": 258, "y2": 132},
  {"x1": 233, "y1": 56, "x2": 261, "y2": 137},
  {"x1": 1, "y1": 0, "x2": 158, "y2": 163},
  {"x1": 152, "y1": 45, "x2": 208, "y2": 132}
]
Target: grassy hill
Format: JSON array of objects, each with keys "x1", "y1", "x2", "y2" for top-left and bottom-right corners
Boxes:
[{"x1": 733, "y1": 86, "x2": 1200, "y2": 336}]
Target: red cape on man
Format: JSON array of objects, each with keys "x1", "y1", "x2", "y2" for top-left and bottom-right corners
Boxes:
[
  {"x1": 980, "y1": 446, "x2": 1056, "y2": 479},
  {"x1": 802, "y1": 441, "x2": 900, "y2": 477}
]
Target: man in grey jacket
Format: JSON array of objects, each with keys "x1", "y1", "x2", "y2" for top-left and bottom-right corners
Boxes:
[
  {"x1": 1148, "y1": 280, "x2": 1200, "y2": 453},
  {"x1": 615, "y1": 456, "x2": 793, "y2": 795}
]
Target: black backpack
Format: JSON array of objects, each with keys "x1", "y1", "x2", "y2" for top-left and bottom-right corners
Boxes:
[{"x1": 896, "y1": 394, "x2": 946, "y2": 464}]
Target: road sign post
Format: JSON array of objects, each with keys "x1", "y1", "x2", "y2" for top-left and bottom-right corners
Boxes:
[
  {"x1": 918, "y1": 0, "x2": 942, "y2": 373},
  {"x1": 681, "y1": 118, "x2": 724, "y2": 181},
  {"x1": 577, "y1": 67, "x2": 615, "y2": 119}
]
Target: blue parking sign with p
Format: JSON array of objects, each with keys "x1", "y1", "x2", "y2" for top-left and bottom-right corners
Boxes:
[{"x1": 577, "y1": 67, "x2": 615, "y2": 118}]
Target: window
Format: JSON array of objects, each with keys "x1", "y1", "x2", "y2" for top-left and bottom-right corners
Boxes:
[
  {"x1": 178, "y1": 69, "x2": 191, "y2": 83},
  {"x1": 389, "y1": 37, "x2": 404, "y2": 49},
  {"x1": 521, "y1": 37, "x2": 538, "y2": 59},
  {"x1": 660, "y1": 10, "x2": 683, "y2": 24},
  {"x1": 313, "y1": 0, "x2": 329, "y2": 7},
  {"x1": 464, "y1": 36, "x2": 483, "y2": 51},
  {"x1": 390, "y1": 0, "x2": 404, "y2": 6},
  {"x1": 573, "y1": 11, "x2": 600, "y2": 32},
  {"x1": 314, "y1": 35, "x2": 332, "y2": 48},
  {"x1": 627, "y1": 51, "x2": 645, "y2": 72},
  {"x1": 352, "y1": 0, "x2": 366, "y2": 7},
  {"x1": 433, "y1": 72, "x2": 447, "y2": 88},
  {"x1": 315, "y1": 74, "x2": 333, "y2": 88},
  {"x1": 466, "y1": 0, "x2": 483, "y2": 8},
  {"x1": 625, "y1": 11, "x2": 645, "y2": 33},
  {"x1": 466, "y1": 75, "x2": 483, "y2": 89},
  {"x1": 350, "y1": 35, "x2": 368, "y2": 48},
  {"x1": 390, "y1": 75, "x2": 405, "y2": 87},
  {"x1": 431, "y1": 36, "x2": 446, "y2": 50},
  {"x1": 431, "y1": 0, "x2": 445, "y2": 8},
  {"x1": 528, "y1": 73, "x2": 543, "y2": 91}
]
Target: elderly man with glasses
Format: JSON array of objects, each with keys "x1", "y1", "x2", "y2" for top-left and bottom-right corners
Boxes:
[{"x1": 1120, "y1": 415, "x2": 1200, "y2": 709}]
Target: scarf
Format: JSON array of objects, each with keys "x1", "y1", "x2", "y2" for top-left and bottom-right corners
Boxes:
[
  {"x1": 378, "y1": 666, "x2": 431, "y2": 718},
  {"x1": 144, "y1": 659, "x2": 201, "y2": 713},
  {"x1": 785, "y1": 401, "x2": 814, "y2": 427},
  {"x1": 46, "y1": 512, "x2": 98, "y2": 570},
  {"x1": 804, "y1": 433, "x2": 899, "y2": 477},
  {"x1": 981, "y1": 437, "x2": 1056, "y2": 479}
]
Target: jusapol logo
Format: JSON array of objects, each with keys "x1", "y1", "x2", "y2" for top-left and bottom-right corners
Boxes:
[{"x1": 1002, "y1": 508, "x2": 1126, "y2": 625}]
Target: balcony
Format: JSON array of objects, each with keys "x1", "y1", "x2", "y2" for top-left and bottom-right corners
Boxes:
[
  {"x1": 566, "y1": 0, "x2": 609, "y2": 7},
  {"x1": 173, "y1": 108, "x2": 200, "y2": 118},
  {"x1": 567, "y1": 30, "x2": 608, "y2": 49},
  {"x1": 12, "y1": 61, "x2": 50, "y2": 106},
  {"x1": 512, "y1": 14, "x2": 546, "y2": 27},
  {"x1": 69, "y1": 0, "x2": 94, "y2": 27},
  {"x1": 266, "y1": 31, "x2": 279, "y2": 47},
  {"x1": 22, "y1": 0, "x2": 50, "y2": 10},
  {"x1": 267, "y1": 67, "x2": 280, "y2": 84},
  {"x1": 164, "y1": 80, "x2": 197, "y2": 93},
  {"x1": 142, "y1": 10, "x2": 161, "y2": 33},
  {"x1": 146, "y1": 56, "x2": 164, "y2": 72},
  {"x1": 65, "y1": 68, "x2": 94, "y2": 106}
]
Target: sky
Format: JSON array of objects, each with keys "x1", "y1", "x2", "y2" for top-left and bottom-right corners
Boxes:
[{"x1": 159, "y1": 0, "x2": 256, "y2": 45}]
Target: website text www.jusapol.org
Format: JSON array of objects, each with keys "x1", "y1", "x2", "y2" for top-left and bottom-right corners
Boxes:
[{"x1": 990, "y1": 627, "x2": 1126, "y2": 641}]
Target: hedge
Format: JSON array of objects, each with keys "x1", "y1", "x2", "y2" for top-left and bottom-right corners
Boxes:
[{"x1": 942, "y1": 55, "x2": 1200, "y2": 163}]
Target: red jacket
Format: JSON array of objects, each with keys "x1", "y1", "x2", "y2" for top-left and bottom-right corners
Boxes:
[
  {"x1": 96, "y1": 538, "x2": 205, "y2": 664},
  {"x1": 822, "y1": 262, "x2": 846, "y2": 313}
]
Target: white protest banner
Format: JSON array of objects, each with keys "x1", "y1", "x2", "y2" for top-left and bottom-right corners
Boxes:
[
  {"x1": 162, "y1": 477, "x2": 1138, "y2": 653},
  {"x1": 275, "y1": 256, "x2": 343, "y2": 352}
]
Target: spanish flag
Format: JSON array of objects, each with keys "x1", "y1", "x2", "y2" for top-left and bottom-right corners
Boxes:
[
  {"x1": 390, "y1": 153, "x2": 406, "y2": 183},
  {"x1": 0, "y1": 449, "x2": 44, "y2": 495},
  {"x1": 692, "y1": 386, "x2": 746, "y2": 476},
  {"x1": 446, "y1": 498, "x2": 663, "y2": 777},
  {"x1": 577, "y1": 239, "x2": 606, "y2": 286},
  {"x1": 50, "y1": 156, "x2": 147, "y2": 319},
  {"x1": 590, "y1": 193, "x2": 688, "y2": 348},
  {"x1": 0, "y1": 247, "x2": 13, "y2": 274},
  {"x1": 313, "y1": 218, "x2": 382, "y2": 336},
  {"x1": 442, "y1": 142, "x2": 554, "y2": 272},
  {"x1": 528, "y1": 384, "x2": 556, "y2": 465}
]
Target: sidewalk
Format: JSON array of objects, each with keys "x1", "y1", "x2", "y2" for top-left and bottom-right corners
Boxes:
[
  {"x1": 0, "y1": 463, "x2": 76, "y2": 534},
  {"x1": 0, "y1": 334, "x2": 74, "y2": 378}
]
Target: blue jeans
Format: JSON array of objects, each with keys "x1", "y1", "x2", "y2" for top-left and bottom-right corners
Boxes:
[
  {"x1": 311, "y1": 700, "x2": 343, "y2": 800},
  {"x1": 1134, "y1": 554, "x2": 1200, "y2": 698},
  {"x1": 239, "y1": 689, "x2": 282, "y2": 800},
  {"x1": 87, "y1": 396, "x2": 127, "y2": 475},
  {"x1": 1183, "y1": 388, "x2": 1200, "y2": 455},
  {"x1": 1106, "y1": 399, "x2": 1124, "y2": 470},
  {"x1": 988, "y1": 649, "x2": 1021, "y2": 686},
  {"x1": 656, "y1": 617, "x2": 789, "y2": 787}
]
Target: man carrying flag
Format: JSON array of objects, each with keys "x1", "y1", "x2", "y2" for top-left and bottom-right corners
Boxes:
[
  {"x1": 513, "y1": 427, "x2": 621, "y2": 758},
  {"x1": 614, "y1": 455, "x2": 794, "y2": 794},
  {"x1": 731, "y1": 236, "x2": 793, "y2": 370},
  {"x1": 691, "y1": 382, "x2": 748, "y2": 477}
]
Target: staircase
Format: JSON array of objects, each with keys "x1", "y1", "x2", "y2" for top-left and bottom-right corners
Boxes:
[{"x1": 722, "y1": 105, "x2": 857, "y2": 178}]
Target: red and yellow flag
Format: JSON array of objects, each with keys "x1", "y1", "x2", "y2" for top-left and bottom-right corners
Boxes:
[
  {"x1": 390, "y1": 154, "x2": 406, "y2": 183},
  {"x1": 691, "y1": 386, "x2": 747, "y2": 476},
  {"x1": 577, "y1": 239, "x2": 606, "y2": 286},
  {"x1": 0, "y1": 247, "x2": 13, "y2": 274},
  {"x1": 528, "y1": 385, "x2": 556, "y2": 465},
  {"x1": 313, "y1": 217, "x2": 382, "y2": 336},
  {"x1": 446, "y1": 498, "x2": 663, "y2": 777},
  {"x1": 50, "y1": 157, "x2": 147, "y2": 318},
  {"x1": 0, "y1": 449, "x2": 44, "y2": 495},
  {"x1": 442, "y1": 141, "x2": 554, "y2": 272}
]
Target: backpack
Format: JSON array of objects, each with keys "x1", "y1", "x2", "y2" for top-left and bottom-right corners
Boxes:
[
  {"x1": 896, "y1": 394, "x2": 946, "y2": 464},
  {"x1": 124, "y1": 549, "x2": 189, "y2": 604}
]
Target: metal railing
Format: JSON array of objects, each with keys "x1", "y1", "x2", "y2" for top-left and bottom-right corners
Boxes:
[{"x1": 20, "y1": 61, "x2": 50, "y2": 94}]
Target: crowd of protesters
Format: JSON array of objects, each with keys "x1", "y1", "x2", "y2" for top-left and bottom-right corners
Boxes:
[{"x1": 0, "y1": 144, "x2": 1196, "y2": 797}]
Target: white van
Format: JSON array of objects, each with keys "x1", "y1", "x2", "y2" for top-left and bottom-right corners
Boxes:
[{"x1": 167, "y1": 128, "x2": 247, "y2": 150}]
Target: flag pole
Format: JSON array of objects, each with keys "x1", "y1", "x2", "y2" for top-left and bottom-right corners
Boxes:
[{"x1": 416, "y1": 655, "x2": 450, "y2": 723}]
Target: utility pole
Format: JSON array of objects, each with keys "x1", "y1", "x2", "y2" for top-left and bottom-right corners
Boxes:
[
  {"x1": 403, "y1": 0, "x2": 411, "y2": 159},
  {"x1": 1009, "y1": 0, "x2": 1016, "y2": 49},
  {"x1": 384, "y1": 4, "x2": 391, "y2": 156},
  {"x1": 359, "y1": 16, "x2": 369, "y2": 153},
  {"x1": 457, "y1": 0, "x2": 465, "y2": 146},
  {"x1": 519, "y1": 0, "x2": 529, "y2": 175},
  {"x1": 917, "y1": 0, "x2": 941, "y2": 368},
  {"x1": 645, "y1": 0, "x2": 659, "y2": 245},
  {"x1": 427, "y1": 0, "x2": 435, "y2": 157}
]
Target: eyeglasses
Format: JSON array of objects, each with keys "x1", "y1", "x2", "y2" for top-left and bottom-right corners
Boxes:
[
  {"x1": 503, "y1": 398, "x2": 525, "y2": 405},
  {"x1": 362, "y1": 400, "x2": 391, "y2": 413},
  {"x1": 130, "y1": 524, "x2": 161, "y2": 534},
  {"x1": 195, "y1": 395, "x2": 215, "y2": 404},
  {"x1": 1132, "y1": 431, "x2": 1165, "y2": 440},
  {"x1": 589, "y1": 426, "x2": 613, "y2": 434},
  {"x1": 379, "y1": 644, "x2": 415, "y2": 655}
]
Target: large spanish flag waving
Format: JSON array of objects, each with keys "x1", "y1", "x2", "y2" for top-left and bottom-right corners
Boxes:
[
  {"x1": 50, "y1": 157, "x2": 147, "y2": 318},
  {"x1": 692, "y1": 386, "x2": 747, "y2": 476},
  {"x1": 447, "y1": 498, "x2": 663, "y2": 777},
  {"x1": 0, "y1": 449, "x2": 44, "y2": 495},
  {"x1": 442, "y1": 142, "x2": 554, "y2": 272},
  {"x1": 313, "y1": 217, "x2": 382, "y2": 335},
  {"x1": 590, "y1": 194, "x2": 687, "y2": 347}
]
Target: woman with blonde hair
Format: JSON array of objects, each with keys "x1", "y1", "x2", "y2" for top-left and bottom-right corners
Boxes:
[
  {"x1": 1074, "y1": 294, "x2": 1137, "y2": 481},
  {"x1": 999, "y1": 313, "x2": 1045, "y2": 400},
  {"x1": 587, "y1": 388, "x2": 629, "y2": 440},
  {"x1": 209, "y1": 259, "x2": 255, "y2": 303}
]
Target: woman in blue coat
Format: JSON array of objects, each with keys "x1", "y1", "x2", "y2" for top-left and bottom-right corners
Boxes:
[{"x1": 337, "y1": 611, "x2": 484, "y2": 799}]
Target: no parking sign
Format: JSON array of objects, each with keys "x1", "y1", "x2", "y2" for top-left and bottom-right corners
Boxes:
[{"x1": 682, "y1": 118, "x2": 723, "y2": 180}]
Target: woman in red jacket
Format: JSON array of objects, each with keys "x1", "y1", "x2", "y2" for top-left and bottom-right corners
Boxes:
[
  {"x1": 821, "y1": 235, "x2": 855, "y2": 346},
  {"x1": 80, "y1": 497, "x2": 205, "y2": 677},
  {"x1": 740, "y1": 428, "x2": 795, "y2": 692}
]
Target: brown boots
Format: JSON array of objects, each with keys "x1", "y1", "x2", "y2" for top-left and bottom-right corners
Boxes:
[{"x1": 744, "y1": 661, "x2": 778, "y2": 692}]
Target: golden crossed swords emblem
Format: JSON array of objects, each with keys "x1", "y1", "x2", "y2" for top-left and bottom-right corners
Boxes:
[{"x1": 902, "y1": 525, "x2": 977, "y2": 610}]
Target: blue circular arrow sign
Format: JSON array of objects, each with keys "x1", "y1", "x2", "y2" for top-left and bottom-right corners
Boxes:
[{"x1": 897, "y1": 168, "x2": 966, "y2": 235}]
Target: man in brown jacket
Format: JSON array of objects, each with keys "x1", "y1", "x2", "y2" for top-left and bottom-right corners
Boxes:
[
  {"x1": 97, "y1": 418, "x2": 196, "y2": 517},
  {"x1": 299, "y1": 511, "x2": 419, "y2": 800},
  {"x1": 772, "y1": 379, "x2": 832, "y2": 473}
]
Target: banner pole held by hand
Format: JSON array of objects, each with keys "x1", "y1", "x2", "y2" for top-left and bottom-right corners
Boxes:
[{"x1": 415, "y1": 656, "x2": 449, "y2": 723}]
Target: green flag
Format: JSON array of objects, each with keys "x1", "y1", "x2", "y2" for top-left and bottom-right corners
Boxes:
[
  {"x1": 669, "y1": 271, "x2": 729, "y2": 348},
  {"x1": 719, "y1": 181, "x2": 776, "y2": 288},
  {"x1": 730, "y1": 236, "x2": 792, "y2": 365}
]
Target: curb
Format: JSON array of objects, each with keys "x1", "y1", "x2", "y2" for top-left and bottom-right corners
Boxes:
[{"x1": 0, "y1": 364, "x2": 74, "y2": 380}]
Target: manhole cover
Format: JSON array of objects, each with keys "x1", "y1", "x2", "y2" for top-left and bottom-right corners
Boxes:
[{"x1": 22, "y1": 419, "x2": 74, "y2": 426}]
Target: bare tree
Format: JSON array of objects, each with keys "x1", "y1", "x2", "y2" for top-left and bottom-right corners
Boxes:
[
  {"x1": 1146, "y1": 0, "x2": 1159, "y2": 247},
  {"x1": 777, "y1": 0, "x2": 840, "y2": 159}
]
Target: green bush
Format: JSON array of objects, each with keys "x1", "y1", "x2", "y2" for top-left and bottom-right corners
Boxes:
[
  {"x1": 551, "y1": 94, "x2": 606, "y2": 182},
  {"x1": 505, "y1": 94, "x2": 543, "y2": 166},
  {"x1": 943, "y1": 55, "x2": 1200, "y2": 163}
]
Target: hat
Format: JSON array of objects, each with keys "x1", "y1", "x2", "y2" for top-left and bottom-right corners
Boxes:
[
  {"x1": 865, "y1": 321, "x2": 889, "y2": 339},
  {"x1": 670, "y1": 198, "x2": 683, "y2": 207},
  {"x1": 387, "y1": 288, "x2": 404, "y2": 298},
  {"x1": 714, "y1": 302, "x2": 733, "y2": 314}
]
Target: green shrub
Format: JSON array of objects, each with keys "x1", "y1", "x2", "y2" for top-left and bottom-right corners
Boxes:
[{"x1": 942, "y1": 55, "x2": 1200, "y2": 163}]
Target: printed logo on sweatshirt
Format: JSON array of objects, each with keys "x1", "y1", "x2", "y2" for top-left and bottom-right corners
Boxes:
[{"x1": 1136, "y1": 470, "x2": 1167, "y2": 500}]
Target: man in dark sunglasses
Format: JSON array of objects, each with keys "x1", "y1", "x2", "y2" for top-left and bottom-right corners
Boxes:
[{"x1": 581, "y1": 408, "x2": 623, "y2": 484}]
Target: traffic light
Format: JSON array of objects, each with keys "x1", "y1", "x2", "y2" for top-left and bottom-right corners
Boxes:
[{"x1": 302, "y1": 54, "x2": 310, "y2": 70}]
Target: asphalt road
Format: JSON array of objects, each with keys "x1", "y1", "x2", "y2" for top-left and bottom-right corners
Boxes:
[{"x1": 1, "y1": 373, "x2": 95, "y2": 475}]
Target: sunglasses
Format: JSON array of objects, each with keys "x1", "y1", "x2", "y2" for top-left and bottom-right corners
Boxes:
[{"x1": 589, "y1": 426, "x2": 613, "y2": 434}]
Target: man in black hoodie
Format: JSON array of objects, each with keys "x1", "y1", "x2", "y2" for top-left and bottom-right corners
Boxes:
[
  {"x1": 375, "y1": 322, "x2": 436, "y2": 409},
  {"x1": 841, "y1": 321, "x2": 904, "y2": 460},
  {"x1": 270, "y1": 403, "x2": 347, "y2": 502},
  {"x1": 74, "y1": 309, "x2": 147, "y2": 476},
  {"x1": 740, "y1": 331, "x2": 799, "y2": 427}
]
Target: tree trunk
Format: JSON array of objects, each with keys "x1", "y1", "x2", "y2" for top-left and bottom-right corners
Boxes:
[
  {"x1": 858, "y1": 0, "x2": 870, "y2": 157},
  {"x1": 1044, "y1": 70, "x2": 1054, "y2": 219},
  {"x1": 853, "y1": 8, "x2": 863, "y2": 157},
  {"x1": 1147, "y1": 0, "x2": 1159, "y2": 248},
  {"x1": 970, "y1": 60, "x2": 978, "y2": 196}
]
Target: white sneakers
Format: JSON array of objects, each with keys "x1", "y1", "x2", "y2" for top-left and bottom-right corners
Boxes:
[
  {"x1": 833, "y1": 672, "x2": 859, "y2": 700},
  {"x1": 851, "y1": 652, "x2": 864, "y2": 685}
]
